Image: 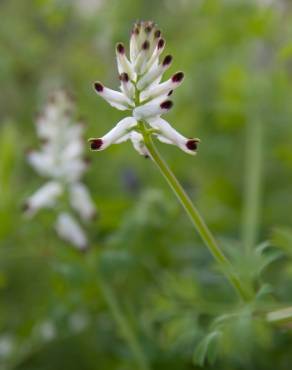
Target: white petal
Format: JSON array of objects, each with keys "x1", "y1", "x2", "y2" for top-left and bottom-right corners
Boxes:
[
  {"x1": 55, "y1": 212, "x2": 87, "y2": 250},
  {"x1": 89, "y1": 117, "x2": 137, "y2": 150},
  {"x1": 69, "y1": 183, "x2": 96, "y2": 221},
  {"x1": 140, "y1": 72, "x2": 184, "y2": 102},
  {"x1": 27, "y1": 151, "x2": 54, "y2": 177},
  {"x1": 148, "y1": 117, "x2": 200, "y2": 155},
  {"x1": 137, "y1": 55, "x2": 172, "y2": 90},
  {"x1": 130, "y1": 131, "x2": 149, "y2": 157},
  {"x1": 64, "y1": 124, "x2": 84, "y2": 142},
  {"x1": 36, "y1": 116, "x2": 58, "y2": 140},
  {"x1": 133, "y1": 100, "x2": 173, "y2": 120},
  {"x1": 25, "y1": 181, "x2": 63, "y2": 216},
  {"x1": 144, "y1": 38, "x2": 165, "y2": 74},
  {"x1": 60, "y1": 159, "x2": 87, "y2": 182},
  {"x1": 119, "y1": 73, "x2": 135, "y2": 100},
  {"x1": 116, "y1": 43, "x2": 136, "y2": 80},
  {"x1": 94, "y1": 82, "x2": 134, "y2": 111},
  {"x1": 130, "y1": 33, "x2": 139, "y2": 63},
  {"x1": 134, "y1": 47, "x2": 151, "y2": 75},
  {"x1": 62, "y1": 139, "x2": 84, "y2": 161},
  {"x1": 156, "y1": 134, "x2": 173, "y2": 144},
  {"x1": 114, "y1": 132, "x2": 131, "y2": 144}
]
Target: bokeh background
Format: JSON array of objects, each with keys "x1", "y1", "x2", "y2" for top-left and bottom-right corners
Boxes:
[{"x1": 1, "y1": 0, "x2": 292, "y2": 369}]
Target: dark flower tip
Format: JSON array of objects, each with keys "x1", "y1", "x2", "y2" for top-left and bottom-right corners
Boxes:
[
  {"x1": 186, "y1": 139, "x2": 200, "y2": 151},
  {"x1": 144, "y1": 24, "x2": 153, "y2": 33},
  {"x1": 83, "y1": 156, "x2": 92, "y2": 165},
  {"x1": 94, "y1": 82, "x2": 104, "y2": 92},
  {"x1": 119, "y1": 72, "x2": 129, "y2": 82},
  {"x1": 116, "y1": 43, "x2": 125, "y2": 54},
  {"x1": 160, "y1": 100, "x2": 173, "y2": 110},
  {"x1": 154, "y1": 30, "x2": 161, "y2": 38},
  {"x1": 22, "y1": 202, "x2": 29, "y2": 212},
  {"x1": 163, "y1": 55, "x2": 172, "y2": 66},
  {"x1": 157, "y1": 38, "x2": 165, "y2": 49},
  {"x1": 48, "y1": 95, "x2": 56, "y2": 104},
  {"x1": 89, "y1": 139, "x2": 103, "y2": 150},
  {"x1": 90, "y1": 210, "x2": 98, "y2": 221},
  {"x1": 132, "y1": 23, "x2": 140, "y2": 35},
  {"x1": 142, "y1": 40, "x2": 150, "y2": 50},
  {"x1": 36, "y1": 112, "x2": 44, "y2": 122},
  {"x1": 25, "y1": 147, "x2": 34, "y2": 155},
  {"x1": 172, "y1": 72, "x2": 184, "y2": 83}
]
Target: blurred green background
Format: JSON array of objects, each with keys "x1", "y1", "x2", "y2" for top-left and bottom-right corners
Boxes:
[{"x1": 1, "y1": 0, "x2": 292, "y2": 369}]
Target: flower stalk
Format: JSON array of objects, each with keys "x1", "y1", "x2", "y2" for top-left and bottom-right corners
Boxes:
[{"x1": 140, "y1": 126, "x2": 252, "y2": 302}]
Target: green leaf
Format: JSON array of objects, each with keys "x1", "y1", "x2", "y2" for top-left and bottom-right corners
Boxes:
[{"x1": 193, "y1": 331, "x2": 221, "y2": 366}]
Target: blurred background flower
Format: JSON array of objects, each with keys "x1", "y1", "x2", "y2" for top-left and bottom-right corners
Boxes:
[{"x1": 24, "y1": 90, "x2": 96, "y2": 250}]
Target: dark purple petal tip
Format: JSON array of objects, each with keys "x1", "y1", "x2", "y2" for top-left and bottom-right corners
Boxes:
[
  {"x1": 116, "y1": 43, "x2": 125, "y2": 54},
  {"x1": 133, "y1": 26, "x2": 140, "y2": 35},
  {"x1": 22, "y1": 202, "x2": 29, "y2": 212},
  {"x1": 142, "y1": 40, "x2": 150, "y2": 50},
  {"x1": 89, "y1": 139, "x2": 103, "y2": 150},
  {"x1": 154, "y1": 30, "x2": 161, "y2": 38},
  {"x1": 172, "y1": 72, "x2": 184, "y2": 83},
  {"x1": 157, "y1": 38, "x2": 165, "y2": 49},
  {"x1": 119, "y1": 72, "x2": 129, "y2": 82},
  {"x1": 163, "y1": 55, "x2": 172, "y2": 66},
  {"x1": 144, "y1": 25, "x2": 152, "y2": 33},
  {"x1": 94, "y1": 82, "x2": 104, "y2": 92},
  {"x1": 160, "y1": 100, "x2": 173, "y2": 110},
  {"x1": 186, "y1": 139, "x2": 200, "y2": 151}
]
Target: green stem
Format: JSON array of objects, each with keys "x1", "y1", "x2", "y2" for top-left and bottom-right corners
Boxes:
[
  {"x1": 142, "y1": 133, "x2": 252, "y2": 302},
  {"x1": 100, "y1": 279, "x2": 150, "y2": 370},
  {"x1": 242, "y1": 118, "x2": 263, "y2": 253}
]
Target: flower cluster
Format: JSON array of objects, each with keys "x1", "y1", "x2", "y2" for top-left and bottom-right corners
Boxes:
[
  {"x1": 89, "y1": 21, "x2": 200, "y2": 156},
  {"x1": 24, "y1": 90, "x2": 96, "y2": 250}
]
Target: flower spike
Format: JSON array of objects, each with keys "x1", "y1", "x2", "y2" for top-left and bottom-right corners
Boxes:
[
  {"x1": 90, "y1": 21, "x2": 199, "y2": 156},
  {"x1": 25, "y1": 90, "x2": 96, "y2": 250}
]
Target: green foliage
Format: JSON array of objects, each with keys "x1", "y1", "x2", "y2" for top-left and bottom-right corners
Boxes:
[{"x1": 1, "y1": 0, "x2": 292, "y2": 369}]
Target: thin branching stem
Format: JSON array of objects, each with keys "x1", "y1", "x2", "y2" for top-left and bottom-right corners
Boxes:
[{"x1": 100, "y1": 279, "x2": 151, "y2": 370}]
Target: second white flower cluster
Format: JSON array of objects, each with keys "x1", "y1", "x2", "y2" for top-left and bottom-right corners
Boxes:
[{"x1": 25, "y1": 91, "x2": 96, "y2": 250}]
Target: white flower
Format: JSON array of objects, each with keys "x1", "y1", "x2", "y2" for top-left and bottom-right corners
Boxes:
[
  {"x1": 69, "y1": 182, "x2": 97, "y2": 221},
  {"x1": 38, "y1": 320, "x2": 57, "y2": 342},
  {"x1": 0, "y1": 334, "x2": 14, "y2": 358},
  {"x1": 89, "y1": 21, "x2": 200, "y2": 157},
  {"x1": 25, "y1": 90, "x2": 96, "y2": 250},
  {"x1": 69, "y1": 312, "x2": 89, "y2": 333},
  {"x1": 55, "y1": 212, "x2": 88, "y2": 251},
  {"x1": 24, "y1": 181, "x2": 63, "y2": 217}
]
